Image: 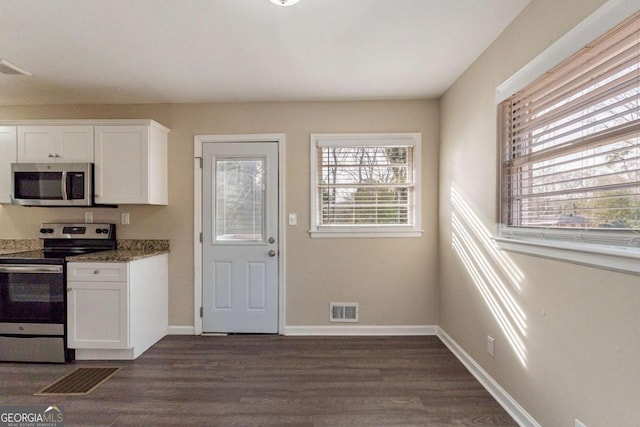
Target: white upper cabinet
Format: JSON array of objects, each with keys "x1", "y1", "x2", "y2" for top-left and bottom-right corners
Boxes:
[
  {"x1": 0, "y1": 119, "x2": 169, "y2": 205},
  {"x1": 94, "y1": 121, "x2": 169, "y2": 205},
  {"x1": 0, "y1": 126, "x2": 17, "y2": 204},
  {"x1": 17, "y1": 125, "x2": 94, "y2": 163}
]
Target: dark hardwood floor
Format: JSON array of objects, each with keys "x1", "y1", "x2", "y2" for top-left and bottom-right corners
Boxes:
[{"x1": 0, "y1": 335, "x2": 517, "y2": 426}]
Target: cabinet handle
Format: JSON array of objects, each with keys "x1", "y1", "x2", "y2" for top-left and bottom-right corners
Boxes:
[
  {"x1": 48, "y1": 154, "x2": 54, "y2": 158},
  {"x1": 93, "y1": 270, "x2": 100, "y2": 275},
  {"x1": 67, "y1": 287, "x2": 73, "y2": 292},
  {"x1": 54, "y1": 154, "x2": 61, "y2": 158}
]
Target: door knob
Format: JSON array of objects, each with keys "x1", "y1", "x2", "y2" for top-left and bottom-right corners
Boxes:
[
  {"x1": 268, "y1": 237, "x2": 275, "y2": 244},
  {"x1": 268, "y1": 250, "x2": 276, "y2": 257}
]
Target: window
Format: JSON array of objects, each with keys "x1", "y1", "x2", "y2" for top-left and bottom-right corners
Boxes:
[
  {"x1": 310, "y1": 133, "x2": 422, "y2": 238},
  {"x1": 497, "y1": 8, "x2": 640, "y2": 273},
  {"x1": 215, "y1": 159, "x2": 264, "y2": 241}
]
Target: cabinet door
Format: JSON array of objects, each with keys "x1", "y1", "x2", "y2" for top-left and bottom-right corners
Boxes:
[
  {"x1": 17, "y1": 126, "x2": 57, "y2": 162},
  {"x1": 17, "y1": 126, "x2": 94, "y2": 163},
  {"x1": 57, "y1": 126, "x2": 94, "y2": 162},
  {"x1": 94, "y1": 125, "x2": 149, "y2": 204},
  {"x1": 0, "y1": 126, "x2": 16, "y2": 204},
  {"x1": 67, "y1": 281, "x2": 129, "y2": 349}
]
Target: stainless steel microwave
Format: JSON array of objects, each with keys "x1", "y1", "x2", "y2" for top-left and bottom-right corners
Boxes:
[{"x1": 11, "y1": 163, "x2": 93, "y2": 207}]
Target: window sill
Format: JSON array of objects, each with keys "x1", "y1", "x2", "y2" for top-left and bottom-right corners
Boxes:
[
  {"x1": 310, "y1": 230, "x2": 423, "y2": 239},
  {"x1": 493, "y1": 236, "x2": 640, "y2": 276}
]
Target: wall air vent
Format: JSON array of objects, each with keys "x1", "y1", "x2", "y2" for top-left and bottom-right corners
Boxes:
[
  {"x1": 0, "y1": 59, "x2": 32, "y2": 76},
  {"x1": 329, "y1": 302, "x2": 359, "y2": 322}
]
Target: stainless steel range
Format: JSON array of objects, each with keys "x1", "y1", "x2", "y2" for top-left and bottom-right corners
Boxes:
[{"x1": 0, "y1": 223, "x2": 116, "y2": 363}]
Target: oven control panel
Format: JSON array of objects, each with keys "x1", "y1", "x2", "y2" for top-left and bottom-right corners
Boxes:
[{"x1": 39, "y1": 223, "x2": 116, "y2": 239}]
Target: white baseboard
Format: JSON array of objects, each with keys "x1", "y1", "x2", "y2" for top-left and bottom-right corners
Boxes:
[
  {"x1": 282, "y1": 325, "x2": 438, "y2": 336},
  {"x1": 437, "y1": 327, "x2": 540, "y2": 427},
  {"x1": 75, "y1": 348, "x2": 136, "y2": 360},
  {"x1": 168, "y1": 325, "x2": 437, "y2": 336},
  {"x1": 168, "y1": 325, "x2": 196, "y2": 335}
]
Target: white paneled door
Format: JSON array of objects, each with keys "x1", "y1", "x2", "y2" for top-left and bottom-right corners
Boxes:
[{"x1": 202, "y1": 142, "x2": 279, "y2": 333}]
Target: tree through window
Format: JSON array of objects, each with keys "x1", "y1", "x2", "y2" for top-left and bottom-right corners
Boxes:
[
  {"x1": 310, "y1": 133, "x2": 422, "y2": 238},
  {"x1": 499, "y1": 11, "x2": 640, "y2": 248}
]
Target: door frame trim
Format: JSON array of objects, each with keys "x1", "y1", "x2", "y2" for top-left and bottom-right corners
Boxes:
[{"x1": 194, "y1": 133, "x2": 286, "y2": 335}]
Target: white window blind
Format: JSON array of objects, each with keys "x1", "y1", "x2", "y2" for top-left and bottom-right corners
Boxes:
[
  {"x1": 215, "y1": 159, "x2": 264, "y2": 241},
  {"x1": 310, "y1": 133, "x2": 422, "y2": 238},
  {"x1": 499, "y1": 11, "x2": 640, "y2": 248}
]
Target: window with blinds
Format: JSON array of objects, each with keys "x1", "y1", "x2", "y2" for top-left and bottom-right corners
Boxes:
[
  {"x1": 499, "y1": 11, "x2": 640, "y2": 248},
  {"x1": 310, "y1": 133, "x2": 422, "y2": 237}
]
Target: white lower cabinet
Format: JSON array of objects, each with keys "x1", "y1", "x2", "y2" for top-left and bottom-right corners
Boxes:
[
  {"x1": 67, "y1": 254, "x2": 168, "y2": 360},
  {"x1": 67, "y1": 264, "x2": 129, "y2": 349}
]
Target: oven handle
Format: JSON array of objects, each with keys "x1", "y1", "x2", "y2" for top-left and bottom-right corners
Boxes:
[{"x1": 0, "y1": 264, "x2": 63, "y2": 274}]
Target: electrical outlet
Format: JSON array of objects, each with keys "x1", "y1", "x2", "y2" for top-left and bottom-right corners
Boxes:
[
  {"x1": 84, "y1": 211, "x2": 93, "y2": 224},
  {"x1": 487, "y1": 335, "x2": 495, "y2": 358},
  {"x1": 288, "y1": 213, "x2": 297, "y2": 226},
  {"x1": 575, "y1": 419, "x2": 587, "y2": 427},
  {"x1": 121, "y1": 212, "x2": 130, "y2": 225}
]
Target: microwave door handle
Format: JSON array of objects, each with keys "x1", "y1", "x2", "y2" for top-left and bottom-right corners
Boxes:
[{"x1": 61, "y1": 171, "x2": 68, "y2": 200}]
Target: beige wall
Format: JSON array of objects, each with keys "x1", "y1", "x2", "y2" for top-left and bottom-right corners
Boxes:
[
  {"x1": 0, "y1": 100, "x2": 440, "y2": 328},
  {"x1": 439, "y1": 0, "x2": 639, "y2": 426},
  {"x1": 6, "y1": 2, "x2": 635, "y2": 422}
]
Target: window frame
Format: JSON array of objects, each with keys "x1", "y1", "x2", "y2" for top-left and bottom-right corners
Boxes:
[
  {"x1": 494, "y1": 0, "x2": 640, "y2": 275},
  {"x1": 310, "y1": 133, "x2": 422, "y2": 239}
]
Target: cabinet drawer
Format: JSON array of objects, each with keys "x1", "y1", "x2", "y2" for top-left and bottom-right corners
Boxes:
[{"x1": 67, "y1": 263, "x2": 128, "y2": 282}]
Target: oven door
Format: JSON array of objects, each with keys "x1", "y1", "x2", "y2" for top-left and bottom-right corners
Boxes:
[
  {"x1": 0, "y1": 264, "x2": 65, "y2": 335},
  {"x1": 0, "y1": 264, "x2": 70, "y2": 363}
]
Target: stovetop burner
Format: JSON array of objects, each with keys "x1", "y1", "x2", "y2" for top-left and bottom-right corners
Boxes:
[
  {"x1": 0, "y1": 223, "x2": 117, "y2": 265},
  {"x1": 0, "y1": 250, "x2": 66, "y2": 264},
  {"x1": 0, "y1": 248, "x2": 113, "y2": 264}
]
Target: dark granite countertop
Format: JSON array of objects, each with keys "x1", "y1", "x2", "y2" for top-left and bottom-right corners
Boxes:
[
  {"x1": 67, "y1": 239, "x2": 170, "y2": 262},
  {"x1": 67, "y1": 248, "x2": 169, "y2": 262},
  {"x1": 0, "y1": 239, "x2": 42, "y2": 255},
  {"x1": 0, "y1": 239, "x2": 169, "y2": 262}
]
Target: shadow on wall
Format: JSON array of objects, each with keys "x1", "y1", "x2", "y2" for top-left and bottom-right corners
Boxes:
[{"x1": 450, "y1": 185, "x2": 528, "y2": 366}]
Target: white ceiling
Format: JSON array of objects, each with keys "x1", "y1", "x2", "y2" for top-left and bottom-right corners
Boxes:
[{"x1": 0, "y1": 0, "x2": 530, "y2": 106}]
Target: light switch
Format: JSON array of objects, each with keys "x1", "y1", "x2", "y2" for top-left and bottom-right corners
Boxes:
[
  {"x1": 121, "y1": 212, "x2": 130, "y2": 225},
  {"x1": 288, "y1": 213, "x2": 297, "y2": 226}
]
